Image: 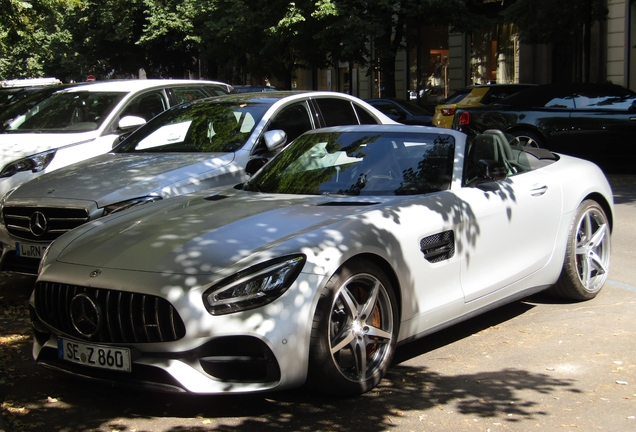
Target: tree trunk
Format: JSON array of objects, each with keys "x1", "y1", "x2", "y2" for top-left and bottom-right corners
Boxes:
[{"x1": 381, "y1": 56, "x2": 396, "y2": 98}]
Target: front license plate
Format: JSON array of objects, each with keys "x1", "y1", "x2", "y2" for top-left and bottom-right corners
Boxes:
[
  {"x1": 58, "y1": 338, "x2": 131, "y2": 372},
  {"x1": 15, "y1": 242, "x2": 47, "y2": 258}
]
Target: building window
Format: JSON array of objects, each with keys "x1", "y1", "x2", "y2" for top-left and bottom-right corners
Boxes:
[
  {"x1": 471, "y1": 24, "x2": 518, "y2": 85},
  {"x1": 408, "y1": 26, "x2": 450, "y2": 103}
]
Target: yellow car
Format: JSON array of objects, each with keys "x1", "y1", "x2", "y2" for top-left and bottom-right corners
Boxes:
[{"x1": 433, "y1": 84, "x2": 536, "y2": 128}]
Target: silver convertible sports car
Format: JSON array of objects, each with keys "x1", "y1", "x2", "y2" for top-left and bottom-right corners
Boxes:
[{"x1": 30, "y1": 125, "x2": 613, "y2": 396}]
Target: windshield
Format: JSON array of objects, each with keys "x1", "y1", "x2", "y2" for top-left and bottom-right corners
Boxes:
[
  {"x1": 117, "y1": 100, "x2": 269, "y2": 153},
  {"x1": 3, "y1": 91, "x2": 125, "y2": 133},
  {"x1": 245, "y1": 130, "x2": 455, "y2": 196}
]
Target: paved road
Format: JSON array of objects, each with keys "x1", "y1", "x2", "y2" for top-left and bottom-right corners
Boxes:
[{"x1": 1, "y1": 174, "x2": 634, "y2": 432}]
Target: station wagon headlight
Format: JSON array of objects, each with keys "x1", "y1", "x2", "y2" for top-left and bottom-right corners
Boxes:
[
  {"x1": 0, "y1": 150, "x2": 57, "y2": 178},
  {"x1": 102, "y1": 195, "x2": 162, "y2": 216},
  {"x1": 203, "y1": 255, "x2": 306, "y2": 316},
  {"x1": 0, "y1": 187, "x2": 17, "y2": 225}
]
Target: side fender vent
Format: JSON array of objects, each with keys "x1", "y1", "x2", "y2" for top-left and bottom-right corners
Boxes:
[{"x1": 420, "y1": 230, "x2": 455, "y2": 263}]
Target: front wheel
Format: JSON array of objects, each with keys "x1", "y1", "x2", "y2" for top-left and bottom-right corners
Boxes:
[
  {"x1": 306, "y1": 259, "x2": 399, "y2": 396},
  {"x1": 549, "y1": 200, "x2": 611, "y2": 301}
]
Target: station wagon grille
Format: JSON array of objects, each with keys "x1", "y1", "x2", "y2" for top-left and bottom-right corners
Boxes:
[
  {"x1": 34, "y1": 282, "x2": 186, "y2": 344},
  {"x1": 3, "y1": 206, "x2": 89, "y2": 242}
]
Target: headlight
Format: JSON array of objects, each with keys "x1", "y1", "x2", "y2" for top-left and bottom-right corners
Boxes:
[
  {"x1": 0, "y1": 150, "x2": 57, "y2": 178},
  {"x1": 102, "y1": 195, "x2": 162, "y2": 216},
  {"x1": 203, "y1": 255, "x2": 306, "y2": 316},
  {"x1": 0, "y1": 187, "x2": 18, "y2": 225}
]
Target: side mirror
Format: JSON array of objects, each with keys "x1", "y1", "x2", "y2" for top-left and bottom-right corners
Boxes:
[
  {"x1": 118, "y1": 115, "x2": 146, "y2": 131},
  {"x1": 263, "y1": 129, "x2": 287, "y2": 152}
]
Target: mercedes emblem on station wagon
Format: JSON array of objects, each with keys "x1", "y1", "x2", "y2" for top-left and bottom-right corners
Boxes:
[{"x1": 29, "y1": 211, "x2": 48, "y2": 237}]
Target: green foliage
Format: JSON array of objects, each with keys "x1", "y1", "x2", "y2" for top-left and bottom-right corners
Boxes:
[
  {"x1": 0, "y1": 0, "x2": 80, "y2": 79},
  {"x1": 0, "y1": 0, "x2": 491, "y2": 86}
]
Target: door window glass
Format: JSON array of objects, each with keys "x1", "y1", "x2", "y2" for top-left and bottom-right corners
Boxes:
[
  {"x1": 266, "y1": 102, "x2": 313, "y2": 143},
  {"x1": 314, "y1": 98, "x2": 359, "y2": 126},
  {"x1": 573, "y1": 93, "x2": 636, "y2": 110},
  {"x1": 121, "y1": 91, "x2": 168, "y2": 122},
  {"x1": 171, "y1": 87, "x2": 213, "y2": 104}
]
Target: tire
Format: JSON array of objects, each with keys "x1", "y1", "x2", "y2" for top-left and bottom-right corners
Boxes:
[
  {"x1": 306, "y1": 259, "x2": 399, "y2": 396},
  {"x1": 511, "y1": 130, "x2": 545, "y2": 148},
  {"x1": 549, "y1": 200, "x2": 611, "y2": 301}
]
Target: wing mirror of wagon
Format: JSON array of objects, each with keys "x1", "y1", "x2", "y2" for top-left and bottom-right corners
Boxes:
[
  {"x1": 118, "y1": 115, "x2": 146, "y2": 131},
  {"x1": 263, "y1": 129, "x2": 287, "y2": 152}
]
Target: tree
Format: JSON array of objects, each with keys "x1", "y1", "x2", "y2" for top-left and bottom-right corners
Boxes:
[
  {"x1": 0, "y1": 0, "x2": 80, "y2": 79},
  {"x1": 503, "y1": 0, "x2": 609, "y2": 82},
  {"x1": 138, "y1": 0, "x2": 203, "y2": 78}
]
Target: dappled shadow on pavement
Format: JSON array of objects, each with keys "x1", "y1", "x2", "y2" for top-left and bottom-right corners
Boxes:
[{"x1": 1, "y1": 292, "x2": 581, "y2": 432}]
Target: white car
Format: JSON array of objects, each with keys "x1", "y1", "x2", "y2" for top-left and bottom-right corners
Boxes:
[
  {"x1": 30, "y1": 125, "x2": 612, "y2": 396},
  {"x1": 0, "y1": 91, "x2": 396, "y2": 273},
  {"x1": 0, "y1": 79, "x2": 232, "y2": 199}
]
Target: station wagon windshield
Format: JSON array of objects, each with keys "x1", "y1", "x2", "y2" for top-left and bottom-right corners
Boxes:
[
  {"x1": 118, "y1": 101, "x2": 269, "y2": 153},
  {"x1": 2, "y1": 91, "x2": 125, "y2": 133}
]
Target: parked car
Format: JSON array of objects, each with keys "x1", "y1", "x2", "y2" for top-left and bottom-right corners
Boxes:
[
  {"x1": 0, "y1": 79, "x2": 232, "y2": 199},
  {"x1": 452, "y1": 83, "x2": 636, "y2": 169},
  {"x1": 0, "y1": 91, "x2": 396, "y2": 273},
  {"x1": 433, "y1": 84, "x2": 536, "y2": 128},
  {"x1": 0, "y1": 84, "x2": 86, "y2": 123},
  {"x1": 30, "y1": 124, "x2": 612, "y2": 396},
  {"x1": 0, "y1": 77, "x2": 62, "y2": 108},
  {"x1": 366, "y1": 98, "x2": 433, "y2": 125},
  {"x1": 232, "y1": 85, "x2": 279, "y2": 93}
]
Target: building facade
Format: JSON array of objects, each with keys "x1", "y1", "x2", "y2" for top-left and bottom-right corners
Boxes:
[{"x1": 294, "y1": 0, "x2": 635, "y2": 102}]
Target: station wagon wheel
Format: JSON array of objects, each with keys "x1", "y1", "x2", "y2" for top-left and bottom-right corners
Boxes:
[
  {"x1": 511, "y1": 130, "x2": 545, "y2": 148},
  {"x1": 550, "y1": 200, "x2": 611, "y2": 301},
  {"x1": 307, "y1": 259, "x2": 398, "y2": 396}
]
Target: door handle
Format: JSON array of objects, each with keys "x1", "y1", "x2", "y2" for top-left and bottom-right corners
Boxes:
[{"x1": 530, "y1": 184, "x2": 548, "y2": 196}]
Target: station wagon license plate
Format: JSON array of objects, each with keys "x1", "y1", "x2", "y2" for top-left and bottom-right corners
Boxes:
[
  {"x1": 15, "y1": 242, "x2": 46, "y2": 259},
  {"x1": 58, "y1": 338, "x2": 131, "y2": 372}
]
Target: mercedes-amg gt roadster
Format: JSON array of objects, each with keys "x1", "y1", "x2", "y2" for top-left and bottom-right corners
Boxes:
[{"x1": 30, "y1": 125, "x2": 613, "y2": 396}]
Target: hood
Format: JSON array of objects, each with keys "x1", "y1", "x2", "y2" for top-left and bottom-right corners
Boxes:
[
  {"x1": 0, "y1": 131, "x2": 98, "y2": 166},
  {"x1": 11, "y1": 152, "x2": 236, "y2": 206},
  {"x1": 53, "y1": 191, "x2": 381, "y2": 274}
]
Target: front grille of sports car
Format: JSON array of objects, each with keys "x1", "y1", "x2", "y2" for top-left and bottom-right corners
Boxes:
[
  {"x1": 3, "y1": 206, "x2": 90, "y2": 242},
  {"x1": 34, "y1": 282, "x2": 186, "y2": 344}
]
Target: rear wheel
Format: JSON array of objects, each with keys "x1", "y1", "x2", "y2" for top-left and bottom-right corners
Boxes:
[
  {"x1": 549, "y1": 200, "x2": 610, "y2": 301},
  {"x1": 511, "y1": 130, "x2": 545, "y2": 148},
  {"x1": 306, "y1": 259, "x2": 398, "y2": 396}
]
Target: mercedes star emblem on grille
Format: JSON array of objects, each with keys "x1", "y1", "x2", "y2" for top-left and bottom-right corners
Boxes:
[
  {"x1": 70, "y1": 293, "x2": 101, "y2": 338},
  {"x1": 29, "y1": 211, "x2": 48, "y2": 237}
]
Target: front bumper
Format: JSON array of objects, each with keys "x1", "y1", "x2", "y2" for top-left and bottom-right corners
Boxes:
[{"x1": 30, "y1": 264, "x2": 320, "y2": 394}]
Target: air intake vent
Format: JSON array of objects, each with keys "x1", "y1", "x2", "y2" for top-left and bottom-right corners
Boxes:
[{"x1": 420, "y1": 230, "x2": 455, "y2": 263}]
